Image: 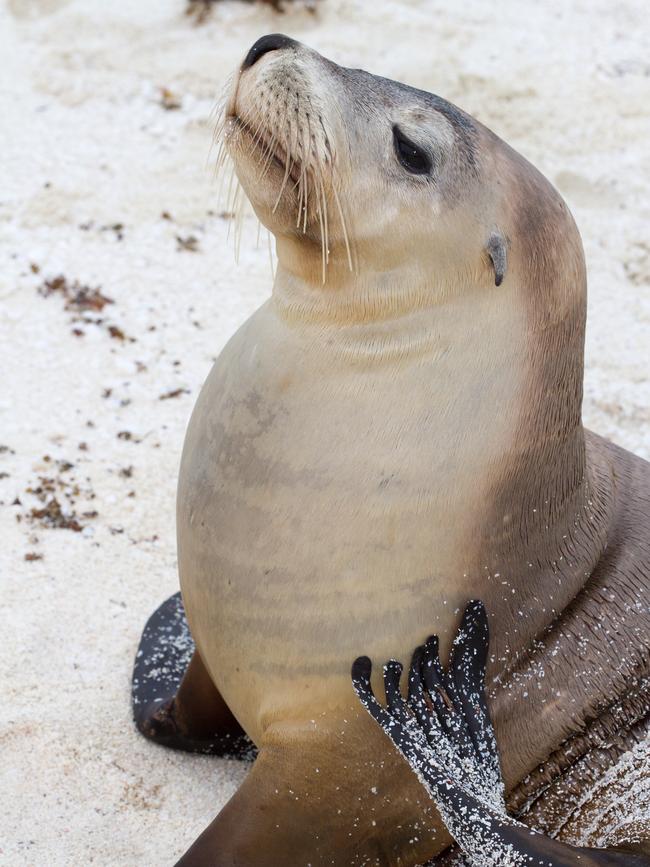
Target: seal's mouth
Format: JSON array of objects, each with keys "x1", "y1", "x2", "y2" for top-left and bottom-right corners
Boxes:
[
  {"x1": 227, "y1": 114, "x2": 302, "y2": 188},
  {"x1": 218, "y1": 37, "x2": 353, "y2": 281}
]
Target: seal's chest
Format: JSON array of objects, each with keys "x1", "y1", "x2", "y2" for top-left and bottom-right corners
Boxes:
[
  {"x1": 182, "y1": 349, "x2": 477, "y2": 688},
  {"x1": 177, "y1": 306, "x2": 522, "y2": 715}
]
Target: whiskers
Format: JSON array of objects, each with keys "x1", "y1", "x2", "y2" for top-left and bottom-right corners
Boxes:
[
  {"x1": 210, "y1": 83, "x2": 354, "y2": 283},
  {"x1": 209, "y1": 86, "x2": 263, "y2": 266}
]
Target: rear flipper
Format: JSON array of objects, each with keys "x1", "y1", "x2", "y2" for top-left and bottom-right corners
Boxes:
[
  {"x1": 132, "y1": 592, "x2": 255, "y2": 759},
  {"x1": 353, "y1": 600, "x2": 650, "y2": 867}
]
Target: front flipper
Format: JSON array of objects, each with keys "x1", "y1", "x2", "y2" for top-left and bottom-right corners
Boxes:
[
  {"x1": 132, "y1": 592, "x2": 255, "y2": 759},
  {"x1": 352, "y1": 600, "x2": 650, "y2": 867}
]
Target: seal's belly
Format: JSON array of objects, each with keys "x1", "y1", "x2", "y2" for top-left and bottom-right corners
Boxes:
[{"x1": 177, "y1": 304, "x2": 518, "y2": 741}]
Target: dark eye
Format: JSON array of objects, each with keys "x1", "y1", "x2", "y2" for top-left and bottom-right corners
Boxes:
[{"x1": 393, "y1": 125, "x2": 432, "y2": 175}]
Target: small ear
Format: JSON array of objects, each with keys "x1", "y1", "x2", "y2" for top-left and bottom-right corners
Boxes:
[{"x1": 486, "y1": 232, "x2": 508, "y2": 287}]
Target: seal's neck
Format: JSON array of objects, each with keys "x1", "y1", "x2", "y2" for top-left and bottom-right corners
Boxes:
[
  {"x1": 272, "y1": 266, "x2": 430, "y2": 327},
  {"x1": 272, "y1": 232, "x2": 476, "y2": 326}
]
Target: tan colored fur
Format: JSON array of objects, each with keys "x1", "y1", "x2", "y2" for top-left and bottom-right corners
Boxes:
[{"x1": 177, "y1": 40, "x2": 650, "y2": 865}]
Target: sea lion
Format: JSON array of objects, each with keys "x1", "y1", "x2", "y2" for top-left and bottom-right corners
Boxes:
[{"x1": 132, "y1": 34, "x2": 650, "y2": 865}]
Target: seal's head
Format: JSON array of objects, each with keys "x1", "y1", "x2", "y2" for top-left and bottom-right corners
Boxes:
[
  {"x1": 224, "y1": 34, "x2": 496, "y2": 290},
  {"x1": 223, "y1": 33, "x2": 583, "y2": 317}
]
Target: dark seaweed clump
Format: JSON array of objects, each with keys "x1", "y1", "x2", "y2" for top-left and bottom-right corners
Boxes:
[{"x1": 187, "y1": 0, "x2": 317, "y2": 21}]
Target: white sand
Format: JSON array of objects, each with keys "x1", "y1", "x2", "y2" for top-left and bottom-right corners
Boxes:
[{"x1": 1, "y1": 1, "x2": 648, "y2": 864}]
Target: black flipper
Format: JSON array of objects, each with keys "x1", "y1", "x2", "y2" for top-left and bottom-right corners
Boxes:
[
  {"x1": 352, "y1": 600, "x2": 650, "y2": 867},
  {"x1": 132, "y1": 592, "x2": 256, "y2": 759}
]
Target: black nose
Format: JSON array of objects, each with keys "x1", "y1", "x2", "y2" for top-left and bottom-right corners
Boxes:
[{"x1": 242, "y1": 34, "x2": 297, "y2": 71}]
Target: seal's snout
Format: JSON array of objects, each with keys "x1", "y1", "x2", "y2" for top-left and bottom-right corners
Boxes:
[{"x1": 242, "y1": 33, "x2": 297, "y2": 70}]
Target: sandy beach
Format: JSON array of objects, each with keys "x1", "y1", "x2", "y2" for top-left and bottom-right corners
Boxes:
[{"x1": 1, "y1": 0, "x2": 649, "y2": 864}]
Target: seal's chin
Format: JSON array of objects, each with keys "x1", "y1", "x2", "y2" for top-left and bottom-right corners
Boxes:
[
  {"x1": 224, "y1": 112, "x2": 309, "y2": 234},
  {"x1": 228, "y1": 115, "x2": 302, "y2": 187}
]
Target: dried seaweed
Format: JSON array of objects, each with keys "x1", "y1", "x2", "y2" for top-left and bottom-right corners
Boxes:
[
  {"x1": 37, "y1": 275, "x2": 135, "y2": 342},
  {"x1": 187, "y1": 0, "x2": 317, "y2": 23}
]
